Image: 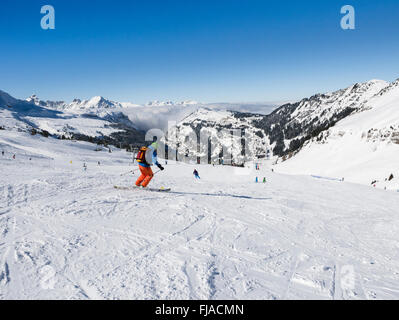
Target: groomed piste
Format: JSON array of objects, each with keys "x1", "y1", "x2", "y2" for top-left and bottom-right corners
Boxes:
[{"x1": 1, "y1": 131, "x2": 399, "y2": 299}]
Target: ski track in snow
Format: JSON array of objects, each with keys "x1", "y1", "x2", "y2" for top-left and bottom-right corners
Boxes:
[{"x1": 1, "y1": 134, "x2": 399, "y2": 299}]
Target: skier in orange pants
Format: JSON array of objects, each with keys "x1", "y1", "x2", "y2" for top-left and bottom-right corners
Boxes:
[
  {"x1": 135, "y1": 142, "x2": 164, "y2": 188},
  {"x1": 136, "y1": 165, "x2": 154, "y2": 188}
]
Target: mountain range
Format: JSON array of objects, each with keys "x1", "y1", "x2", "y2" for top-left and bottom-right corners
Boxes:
[
  {"x1": 1, "y1": 78, "x2": 399, "y2": 189},
  {"x1": 163, "y1": 79, "x2": 399, "y2": 189}
]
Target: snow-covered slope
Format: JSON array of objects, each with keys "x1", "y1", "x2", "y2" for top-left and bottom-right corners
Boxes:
[
  {"x1": 3, "y1": 77, "x2": 398, "y2": 190},
  {"x1": 164, "y1": 79, "x2": 399, "y2": 189},
  {"x1": 164, "y1": 80, "x2": 390, "y2": 163},
  {"x1": 1, "y1": 129, "x2": 399, "y2": 299},
  {"x1": 1, "y1": 91, "x2": 145, "y2": 148},
  {"x1": 277, "y1": 79, "x2": 399, "y2": 190},
  {"x1": 164, "y1": 108, "x2": 269, "y2": 164},
  {"x1": 288, "y1": 79, "x2": 388, "y2": 127}
]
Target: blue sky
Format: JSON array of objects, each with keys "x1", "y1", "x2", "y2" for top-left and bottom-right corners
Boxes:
[{"x1": 0, "y1": 0, "x2": 398, "y2": 104}]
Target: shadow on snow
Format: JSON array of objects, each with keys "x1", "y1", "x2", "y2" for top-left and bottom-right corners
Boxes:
[{"x1": 169, "y1": 190, "x2": 271, "y2": 200}]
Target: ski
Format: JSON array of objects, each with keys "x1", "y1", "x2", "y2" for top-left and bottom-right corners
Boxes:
[
  {"x1": 146, "y1": 187, "x2": 171, "y2": 193},
  {"x1": 114, "y1": 186, "x2": 171, "y2": 193}
]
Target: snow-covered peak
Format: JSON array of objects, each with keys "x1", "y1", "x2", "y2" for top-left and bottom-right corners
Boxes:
[
  {"x1": 351, "y1": 79, "x2": 389, "y2": 94},
  {"x1": 88, "y1": 96, "x2": 103, "y2": 105},
  {"x1": 287, "y1": 79, "x2": 390, "y2": 126},
  {"x1": 17, "y1": 93, "x2": 201, "y2": 112},
  {"x1": 67, "y1": 96, "x2": 120, "y2": 111},
  {"x1": 26, "y1": 94, "x2": 40, "y2": 104},
  {"x1": 85, "y1": 96, "x2": 120, "y2": 109},
  {"x1": 364, "y1": 79, "x2": 388, "y2": 86},
  {"x1": 373, "y1": 78, "x2": 399, "y2": 98}
]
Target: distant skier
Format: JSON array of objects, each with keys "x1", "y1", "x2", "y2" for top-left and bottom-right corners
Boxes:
[
  {"x1": 13, "y1": 154, "x2": 15, "y2": 160},
  {"x1": 1, "y1": 151, "x2": 4, "y2": 156},
  {"x1": 135, "y1": 142, "x2": 164, "y2": 188},
  {"x1": 193, "y1": 169, "x2": 200, "y2": 180}
]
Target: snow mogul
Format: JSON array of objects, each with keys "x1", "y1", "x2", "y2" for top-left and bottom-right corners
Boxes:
[{"x1": 135, "y1": 142, "x2": 164, "y2": 188}]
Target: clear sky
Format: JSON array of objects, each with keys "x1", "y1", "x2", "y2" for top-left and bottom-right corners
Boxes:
[{"x1": 0, "y1": 0, "x2": 398, "y2": 104}]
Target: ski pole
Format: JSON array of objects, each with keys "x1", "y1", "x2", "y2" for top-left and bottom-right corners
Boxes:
[{"x1": 120, "y1": 169, "x2": 139, "y2": 176}]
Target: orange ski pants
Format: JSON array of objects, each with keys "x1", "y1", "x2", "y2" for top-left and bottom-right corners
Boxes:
[{"x1": 135, "y1": 165, "x2": 154, "y2": 188}]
